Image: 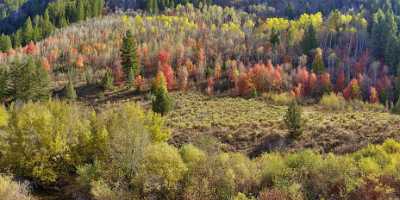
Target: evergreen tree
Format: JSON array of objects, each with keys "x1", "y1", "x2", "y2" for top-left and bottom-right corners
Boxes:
[
  {"x1": 285, "y1": 2, "x2": 295, "y2": 19},
  {"x1": 102, "y1": 70, "x2": 114, "y2": 90},
  {"x1": 312, "y1": 48, "x2": 326, "y2": 74},
  {"x1": 12, "y1": 30, "x2": 22, "y2": 48},
  {"x1": 284, "y1": 101, "x2": 303, "y2": 139},
  {"x1": 32, "y1": 16, "x2": 42, "y2": 41},
  {"x1": 301, "y1": 24, "x2": 318, "y2": 55},
  {"x1": 147, "y1": 0, "x2": 159, "y2": 14},
  {"x1": 65, "y1": 79, "x2": 77, "y2": 100},
  {"x1": 120, "y1": 30, "x2": 138, "y2": 85},
  {"x1": 0, "y1": 34, "x2": 12, "y2": 52},
  {"x1": 41, "y1": 11, "x2": 54, "y2": 38},
  {"x1": 0, "y1": 68, "x2": 9, "y2": 102},
  {"x1": 392, "y1": 97, "x2": 400, "y2": 114},
  {"x1": 76, "y1": 0, "x2": 85, "y2": 21},
  {"x1": 152, "y1": 72, "x2": 172, "y2": 115},
  {"x1": 372, "y1": 9, "x2": 398, "y2": 59},
  {"x1": 22, "y1": 17, "x2": 34, "y2": 45},
  {"x1": 10, "y1": 58, "x2": 50, "y2": 102}
]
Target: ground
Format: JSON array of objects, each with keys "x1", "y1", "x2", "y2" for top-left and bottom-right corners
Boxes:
[{"x1": 166, "y1": 92, "x2": 400, "y2": 157}]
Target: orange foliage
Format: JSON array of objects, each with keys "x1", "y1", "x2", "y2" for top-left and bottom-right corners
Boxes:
[
  {"x1": 41, "y1": 57, "x2": 51, "y2": 72},
  {"x1": 369, "y1": 87, "x2": 379, "y2": 104},
  {"x1": 24, "y1": 42, "x2": 38, "y2": 55}
]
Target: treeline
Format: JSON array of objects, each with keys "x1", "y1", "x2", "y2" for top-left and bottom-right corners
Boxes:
[
  {"x1": 106, "y1": 0, "x2": 212, "y2": 12},
  {"x1": 0, "y1": 0, "x2": 27, "y2": 19},
  {"x1": 0, "y1": 0, "x2": 104, "y2": 50}
]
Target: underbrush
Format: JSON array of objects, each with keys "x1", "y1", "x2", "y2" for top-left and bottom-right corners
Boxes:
[{"x1": 0, "y1": 175, "x2": 34, "y2": 200}]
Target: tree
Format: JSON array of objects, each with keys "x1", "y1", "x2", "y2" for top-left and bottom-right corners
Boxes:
[
  {"x1": 312, "y1": 48, "x2": 325, "y2": 74},
  {"x1": 151, "y1": 72, "x2": 172, "y2": 115},
  {"x1": 10, "y1": 58, "x2": 50, "y2": 102},
  {"x1": 392, "y1": 97, "x2": 400, "y2": 114},
  {"x1": 372, "y1": 9, "x2": 397, "y2": 59},
  {"x1": 22, "y1": 17, "x2": 34, "y2": 45},
  {"x1": 41, "y1": 10, "x2": 55, "y2": 38},
  {"x1": 301, "y1": 24, "x2": 318, "y2": 55},
  {"x1": 284, "y1": 101, "x2": 303, "y2": 139},
  {"x1": 65, "y1": 79, "x2": 77, "y2": 100},
  {"x1": 0, "y1": 34, "x2": 12, "y2": 52},
  {"x1": 120, "y1": 30, "x2": 138, "y2": 85}
]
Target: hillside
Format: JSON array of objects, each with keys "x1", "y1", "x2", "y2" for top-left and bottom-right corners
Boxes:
[{"x1": 2, "y1": 1, "x2": 400, "y2": 200}]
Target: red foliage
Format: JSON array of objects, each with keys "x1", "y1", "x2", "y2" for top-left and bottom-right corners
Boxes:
[
  {"x1": 296, "y1": 67, "x2": 310, "y2": 86},
  {"x1": 75, "y1": 55, "x2": 85, "y2": 69},
  {"x1": 41, "y1": 57, "x2": 51, "y2": 72},
  {"x1": 206, "y1": 77, "x2": 215, "y2": 96},
  {"x1": 158, "y1": 49, "x2": 171, "y2": 65},
  {"x1": 353, "y1": 51, "x2": 369, "y2": 75},
  {"x1": 237, "y1": 72, "x2": 253, "y2": 96},
  {"x1": 336, "y1": 68, "x2": 346, "y2": 93},
  {"x1": 112, "y1": 64, "x2": 124, "y2": 86},
  {"x1": 24, "y1": 42, "x2": 38, "y2": 55},
  {"x1": 308, "y1": 72, "x2": 318, "y2": 95},
  {"x1": 160, "y1": 63, "x2": 175, "y2": 90},
  {"x1": 248, "y1": 63, "x2": 282, "y2": 93},
  {"x1": 134, "y1": 75, "x2": 145, "y2": 91},
  {"x1": 343, "y1": 79, "x2": 361, "y2": 100}
]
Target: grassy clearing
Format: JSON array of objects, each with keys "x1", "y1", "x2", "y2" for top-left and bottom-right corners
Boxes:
[{"x1": 167, "y1": 92, "x2": 400, "y2": 155}]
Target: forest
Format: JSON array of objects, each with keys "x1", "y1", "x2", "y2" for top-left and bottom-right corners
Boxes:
[{"x1": 1, "y1": 0, "x2": 400, "y2": 200}]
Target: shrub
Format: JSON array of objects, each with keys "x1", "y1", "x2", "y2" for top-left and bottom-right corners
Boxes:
[
  {"x1": 136, "y1": 143, "x2": 188, "y2": 198},
  {"x1": 0, "y1": 175, "x2": 34, "y2": 200},
  {"x1": 264, "y1": 92, "x2": 294, "y2": 106},
  {"x1": 284, "y1": 101, "x2": 303, "y2": 139},
  {"x1": 1, "y1": 101, "x2": 93, "y2": 184},
  {"x1": 152, "y1": 72, "x2": 173, "y2": 115},
  {"x1": 319, "y1": 93, "x2": 346, "y2": 110},
  {"x1": 65, "y1": 80, "x2": 77, "y2": 100},
  {"x1": 101, "y1": 70, "x2": 114, "y2": 90}
]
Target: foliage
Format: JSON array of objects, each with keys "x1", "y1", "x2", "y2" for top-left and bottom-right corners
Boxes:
[
  {"x1": 284, "y1": 101, "x2": 303, "y2": 139},
  {"x1": 319, "y1": 93, "x2": 346, "y2": 110},
  {"x1": 120, "y1": 30, "x2": 138, "y2": 85},
  {"x1": 152, "y1": 72, "x2": 173, "y2": 115}
]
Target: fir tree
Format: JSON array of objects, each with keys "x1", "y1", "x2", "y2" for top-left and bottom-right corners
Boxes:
[
  {"x1": 22, "y1": 17, "x2": 34, "y2": 45},
  {"x1": 301, "y1": 24, "x2": 318, "y2": 55},
  {"x1": 120, "y1": 30, "x2": 138, "y2": 86},
  {"x1": 41, "y1": 11, "x2": 54, "y2": 38},
  {"x1": 0, "y1": 34, "x2": 12, "y2": 52},
  {"x1": 10, "y1": 58, "x2": 50, "y2": 102},
  {"x1": 284, "y1": 101, "x2": 303, "y2": 139},
  {"x1": 152, "y1": 72, "x2": 172, "y2": 115}
]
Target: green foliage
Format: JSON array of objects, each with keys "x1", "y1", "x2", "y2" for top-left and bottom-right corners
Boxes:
[
  {"x1": 1, "y1": 101, "x2": 93, "y2": 184},
  {"x1": 65, "y1": 79, "x2": 77, "y2": 100},
  {"x1": 152, "y1": 72, "x2": 172, "y2": 115},
  {"x1": 9, "y1": 58, "x2": 50, "y2": 102},
  {"x1": 0, "y1": 34, "x2": 12, "y2": 52},
  {"x1": 284, "y1": 101, "x2": 303, "y2": 139},
  {"x1": 101, "y1": 70, "x2": 114, "y2": 90},
  {"x1": 120, "y1": 30, "x2": 138, "y2": 84},
  {"x1": 319, "y1": 93, "x2": 346, "y2": 110},
  {"x1": 301, "y1": 24, "x2": 318, "y2": 54},
  {"x1": 312, "y1": 48, "x2": 325, "y2": 74},
  {"x1": 392, "y1": 97, "x2": 400, "y2": 114}
]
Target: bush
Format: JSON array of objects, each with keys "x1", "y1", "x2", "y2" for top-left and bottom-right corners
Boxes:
[
  {"x1": 264, "y1": 92, "x2": 294, "y2": 106},
  {"x1": 319, "y1": 93, "x2": 346, "y2": 110},
  {"x1": 0, "y1": 175, "x2": 34, "y2": 200},
  {"x1": 152, "y1": 72, "x2": 173, "y2": 115},
  {"x1": 136, "y1": 143, "x2": 188, "y2": 198},
  {"x1": 1, "y1": 101, "x2": 93, "y2": 184},
  {"x1": 284, "y1": 101, "x2": 303, "y2": 139}
]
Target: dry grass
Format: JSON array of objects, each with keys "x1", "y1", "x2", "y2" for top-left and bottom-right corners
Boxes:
[
  {"x1": 167, "y1": 92, "x2": 400, "y2": 155},
  {"x1": 0, "y1": 175, "x2": 34, "y2": 200}
]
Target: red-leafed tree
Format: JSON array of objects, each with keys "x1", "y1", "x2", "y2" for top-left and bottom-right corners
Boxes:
[
  {"x1": 343, "y1": 79, "x2": 361, "y2": 100},
  {"x1": 336, "y1": 68, "x2": 346, "y2": 93},
  {"x1": 237, "y1": 72, "x2": 253, "y2": 97}
]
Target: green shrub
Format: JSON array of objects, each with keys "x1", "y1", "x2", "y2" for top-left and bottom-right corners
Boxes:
[
  {"x1": 284, "y1": 101, "x2": 303, "y2": 139},
  {"x1": 0, "y1": 175, "x2": 34, "y2": 200},
  {"x1": 101, "y1": 70, "x2": 114, "y2": 90},
  {"x1": 1, "y1": 101, "x2": 93, "y2": 184},
  {"x1": 151, "y1": 72, "x2": 172, "y2": 115},
  {"x1": 136, "y1": 143, "x2": 188, "y2": 198},
  {"x1": 264, "y1": 92, "x2": 294, "y2": 106},
  {"x1": 319, "y1": 93, "x2": 346, "y2": 110}
]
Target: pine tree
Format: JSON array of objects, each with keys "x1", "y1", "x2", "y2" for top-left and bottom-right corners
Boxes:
[
  {"x1": 102, "y1": 70, "x2": 114, "y2": 90},
  {"x1": 284, "y1": 101, "x2": 303, "y2": 139},
  {"x1": 76, "y1": 0, "x2": 85, "y2": 21},
  {"x1": 11, "y1": 58, "x2": 50, "y2": 102},
  {"x1": 372, "y1": 9, "x2": 398, "y2": 59},
  {"x1": 22, "y1": 17, "x2": 34, "y2": 45},
  {"x1": 120, "y1": 30, "x2": 138, "y2": 86},
  {"x1": 0, "y1": 68, "x2": 9, "y2": 102},
  {"x1": 0, "y1": 34, "x2": 12, "y2": 52},
  {"x1": 65, "y1": 78, "x2": 77, "y2": 100},
  {"x1": 312, "y1": 48, "x2": 325, "y2": 74},
  {"x1": 147, "y1": 0, "x2": 159, "y2": 14},
  {"x1": 152, "y1": 72, "x2": 172, "y2": 115},
  {"x1": 41, "y1": 11, "x2": 54, "y2": 38},
  {"x1": 301, "y1": 24, "x2": 318, "y2": 55},
  {"x1": 392, "y1": 97, "x2": 400, "y2": 114}
]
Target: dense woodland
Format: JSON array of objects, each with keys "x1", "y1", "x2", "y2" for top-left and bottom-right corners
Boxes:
[{"x1": 2, "y1": 0, "x2": 400, "y2": 200}]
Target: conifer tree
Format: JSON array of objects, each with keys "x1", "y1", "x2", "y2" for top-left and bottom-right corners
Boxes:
[
  {"x1": 152, "y1": 72, "x2": 172, "y2": 115},
  {"x1": 22, "y1": 17, "x2": 34, "y2": 45},
  {"x1": 0, "y1": 34, "x2": 12, "y2": 52},
  {"x1": 301, "y1": 24, "x2": 318, "y2": 55},
  {"x1": 41, "y1": 11, "x2": 54, "y2": 38},
  {"x1": 11, "y1": 58, "x2": 50, "y2": 102},
  {"x1": 120, "y1": 30, "x2": 138, "y2": 86},
  {"x1": 284, "y1": 101, "x2": 303, "y2": 139}
]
